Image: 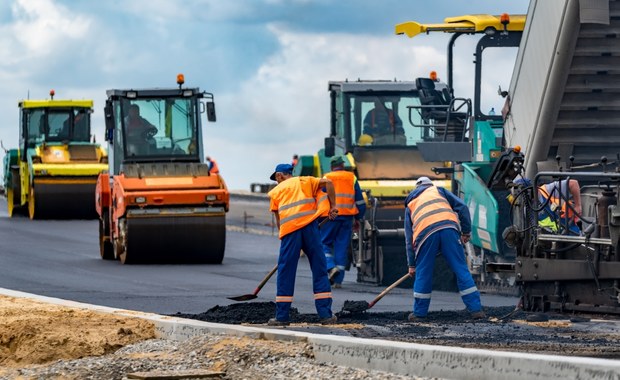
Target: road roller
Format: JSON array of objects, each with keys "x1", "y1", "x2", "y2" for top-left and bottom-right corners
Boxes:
[
  {"x1": 2, "y1": 91, "x2": 108, "y2": 219},
  {"x1": 96, "y1": 75, "x2": 229, "y2": 264}
]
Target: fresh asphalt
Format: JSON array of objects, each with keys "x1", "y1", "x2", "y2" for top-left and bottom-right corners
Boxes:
[{"x1": 0, "y1": 194, "x2": 517, "y2": 315}]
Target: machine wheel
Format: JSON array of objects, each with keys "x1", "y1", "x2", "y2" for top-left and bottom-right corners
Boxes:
[
  {"x1": 6, "y1": 187, "x2": 16, "y2": 217},
  {"x1": 99, "y1": 210, "x2": 114, "y2": 260},
  {"x1": 7, "y1": 170, "x2": 23, "y2": 217},
  {"x1": 28, "y1": 186, "x2": 37, "y2": 220}
]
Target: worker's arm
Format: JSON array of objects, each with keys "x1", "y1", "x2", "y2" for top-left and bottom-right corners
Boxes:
[
  {"x1": 568, "y1": 179, "x2": 582, "y2": 215},
  {"x1": 272, "y1": 211, "x2": 280, "y2": 230},
  {"x1": 318, "y1": 177, "x2": 338, "y2": 219},
  {"x1": 439, "y1": 187, "x2": 472, "y2": 241},
  {"x1": 269, "y1": 197, "x2": 280, "y2": 229},
  {"x1": 353, "y1": 180, "x2": 366, "y2": 220},
  {"x1": 404, "y1": 207, "x2": 415, "y2": 276}
]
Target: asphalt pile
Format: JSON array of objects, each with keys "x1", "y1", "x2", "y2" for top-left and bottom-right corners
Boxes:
[{"x1": 174, "y1": 302, "x2": 620, "y2": 359}]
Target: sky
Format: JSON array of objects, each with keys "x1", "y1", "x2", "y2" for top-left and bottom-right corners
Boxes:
[{"x1": 0, "y1": 0, "x2": 530, "y2": 190}]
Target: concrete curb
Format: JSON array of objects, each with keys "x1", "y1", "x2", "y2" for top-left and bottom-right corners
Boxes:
[{"x1": 1, "y1": 288, "x2": 619, "y2": 380}]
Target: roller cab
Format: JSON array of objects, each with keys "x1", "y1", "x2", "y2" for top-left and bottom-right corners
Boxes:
[
  {"x1": 3, "y1": 93, "x2": 108, "y2": 219},
  {"x1": 97, "y1": 76, "x2": 229, "y2": 264}
]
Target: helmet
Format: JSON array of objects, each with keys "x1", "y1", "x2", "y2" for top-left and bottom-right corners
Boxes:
[{"x1": 358, "y1": 134, "x2": 373, "y2": 146}]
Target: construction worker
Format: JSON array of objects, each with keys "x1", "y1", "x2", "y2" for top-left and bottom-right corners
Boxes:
[
  {"x1": 515, "y1": 178, "x2": 582, "y2": 234},
  {"x1": 363, "y1": 99, "x2": 405, "y2": 145},
  {"x1": 404, "y1": 176, "x2": 484, "y2": 321},
  {"x1": 267, "y1": 163, "x2": 339, "y2": 326},
  {"x1": 319, "y1": 155, "x2": 366, "y2": 288},
  {"x1": 292, "y1": 154, "x2": 299, "y2": 167},
  {"x1": 125, "y1": 104, "x2": 157, "y2": 155},
  {"x1": 206, "y1": 156, "x2": 219, "y2": 174}
]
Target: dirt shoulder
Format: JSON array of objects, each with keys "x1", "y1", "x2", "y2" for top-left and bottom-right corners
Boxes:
[{"x1": 0, "y1": 295, "x2": 155, "y2": 369}]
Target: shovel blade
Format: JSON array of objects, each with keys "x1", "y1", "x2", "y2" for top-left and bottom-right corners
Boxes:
[{"x1": 227, "y1": 294, "x2": 258, "y2": 302}]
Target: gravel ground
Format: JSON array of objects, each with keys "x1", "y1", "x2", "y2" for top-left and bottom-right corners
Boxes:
[{"x1": 0, "y1": 334, "x2": 433, "y2": 380}]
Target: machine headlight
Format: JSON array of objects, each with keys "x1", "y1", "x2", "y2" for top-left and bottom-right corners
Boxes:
[{"x1": 135, "y1": 196, "x2": 146, "y2": 203}]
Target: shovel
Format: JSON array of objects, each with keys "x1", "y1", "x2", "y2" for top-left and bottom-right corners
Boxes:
[
  {"x1": 227, "y1": 217, "x2": 331, "y2": 302},
  {"x1": 342, "y1": 273, "x2": 411, "y2": 313},
  {"x1": 227, "y1": 263, "x2": 278, "y2": 301}
]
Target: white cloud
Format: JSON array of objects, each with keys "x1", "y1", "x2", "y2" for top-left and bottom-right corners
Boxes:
[
  {"x1": 1, "y1": 0, "x2": 90, "y2": 66},
  {"x1": 206, "y1": 25, "x2": 446, "y2": 189}
]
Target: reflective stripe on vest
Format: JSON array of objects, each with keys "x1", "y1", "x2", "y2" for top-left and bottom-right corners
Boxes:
[
  {"x1": 320, "y1": 171, "x2": 359, "y2": 217},
  {"x1": 407, "y1": 186, "x2": 458, "y2": 241},
  {"x1": 268, "y1": 177, "x2": 321, "y2": 238}
]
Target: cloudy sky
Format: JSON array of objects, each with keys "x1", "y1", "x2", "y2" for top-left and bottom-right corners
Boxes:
[{"x1": 0, "y1": 0, "x2": 529, "y2": 190}]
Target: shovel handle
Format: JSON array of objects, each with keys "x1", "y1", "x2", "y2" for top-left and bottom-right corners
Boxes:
[
  {"x1": 368, "y1": 273, "x2": 411, "y2": 308},
  {"x1": 253, "y1": 218, "x2": 329, "y2": 296},
  {"x1": 253, "y1": 264, "x2": 278, "y2": 295}
]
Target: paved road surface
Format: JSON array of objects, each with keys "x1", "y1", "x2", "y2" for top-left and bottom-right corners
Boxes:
[{"x1": 0, "y1": 194, "x2": 517, "y2": 315}]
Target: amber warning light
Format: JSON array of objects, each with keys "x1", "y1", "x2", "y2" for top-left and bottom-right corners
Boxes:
[
  {"x1": 500, "y1": 13, "x2": 510, "y2": 26},
  {"x1": 49, "y1": 89, "x2": 55, "y2": 100},
  {"x1": 429, "y1": 71, "x2": 438, "y2": 81},
  {"x1": 513, "y1": 145, "x2": 521, "y2": 154},
  {"x1": 177, "y1": 73, "x2": 185, "y2": 86}
]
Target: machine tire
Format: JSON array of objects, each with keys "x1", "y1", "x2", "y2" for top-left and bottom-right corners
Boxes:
[
  {"x1": 28, "y1": 186, "x2": 37, "y2": 220},
  {"x1": 6, "y1": 187, "x2": 15, "y2": 217},
  {"x1": 7, "y1": 170, "x2": 23, "y2": 217},
  {"x1": 99, "y1": 210, "x2": 114, "y2": 260}
]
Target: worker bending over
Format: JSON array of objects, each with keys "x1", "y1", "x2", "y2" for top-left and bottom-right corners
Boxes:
[
  {"x1": 404, "y1": 177, "x2": 484, "y2": 321},
  {"x1": 267, "y1": 163, "x2": 338, "y2": 326},
  {"x1": 319, "y1": 156, "x2": 366, "y2": 287}
]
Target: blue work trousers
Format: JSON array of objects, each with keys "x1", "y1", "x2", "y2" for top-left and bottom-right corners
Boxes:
[
  {"x1": 276, "y1": 220, "x2": 333, "y2": 321},
  {"x1": 413, "y1": 228, "x2": 482, "y2": 317},
  {"x1": 320, "y1": 216, "x2": 353, "y2": 284}
]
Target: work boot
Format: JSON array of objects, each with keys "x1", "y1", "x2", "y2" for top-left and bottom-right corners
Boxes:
[
  {"x1": 471, "y1": 311, "x2": 486, "y2": 320},
  {"x1": 328, "y1": 267, "x2": 340, "y2": 285},
  {"x1": 267, "y1": 318, "x2": 290, "y2": 327},
  {"x1": 320, "y1": 315, "x2": 337, "y2": 325},
  {"x1": 407, "y1": 313, "x2": 427, "y2": 322}
]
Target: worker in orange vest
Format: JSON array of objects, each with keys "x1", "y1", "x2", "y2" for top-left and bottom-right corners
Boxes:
[
  {"x1": 319, "y1": 155, "x2": 366, "y2": 288},
  {"x1": 267, "y1": 163, "x2": 338, "y2": 326},
  {"x1": 206, "y1": 156, "x2": 219, "y2": 174},
  {"x1": 405, "y1": 176, "x2": 484, "y2": 321}
]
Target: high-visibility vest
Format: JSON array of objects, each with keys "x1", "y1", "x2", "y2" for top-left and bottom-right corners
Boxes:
[
  {"x1": 407, "y1": 186, "x2": 459, "y2": 241},
  {"x1": 319, "y1": 170, "x2": 358, "y2": 217},
  {"x1": 538, "y1": 185, "x2": 575, "y2": 221},
  {"x1": 209, "y1": 159, "x2": 220, "y2": 174},
  {"x1": 268, "y1": 176, "x2": 322, "y2": 238}
]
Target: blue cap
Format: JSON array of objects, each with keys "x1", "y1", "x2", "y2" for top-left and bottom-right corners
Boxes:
[{"x1": 270, "y1": 163, "x2": 293, "y2": 181}]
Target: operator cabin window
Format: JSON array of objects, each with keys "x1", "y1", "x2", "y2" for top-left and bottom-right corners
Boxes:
[
  {"x1": 27, "y1": 109, "x2": 45, "y2": 146},
  {"x1": 47, "y1": 111, "x2": 71, "y2": 141}
]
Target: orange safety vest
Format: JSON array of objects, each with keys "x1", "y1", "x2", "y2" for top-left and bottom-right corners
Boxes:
[
  {"x1": 268, "y1": 176, "x2": 322, "y2": 238},
  {"x1": 209, "y1": 159, "x2": 220, "y2": 174},
  {"x1": 407, "y1": 186, "x2": 459, "y2": 241},
  {"x1": 538, "y1": 185, "x2": 575, "y2": 221},
  {"x1": 319, "y1": 171, "x2": 358, "y2": 217}
]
